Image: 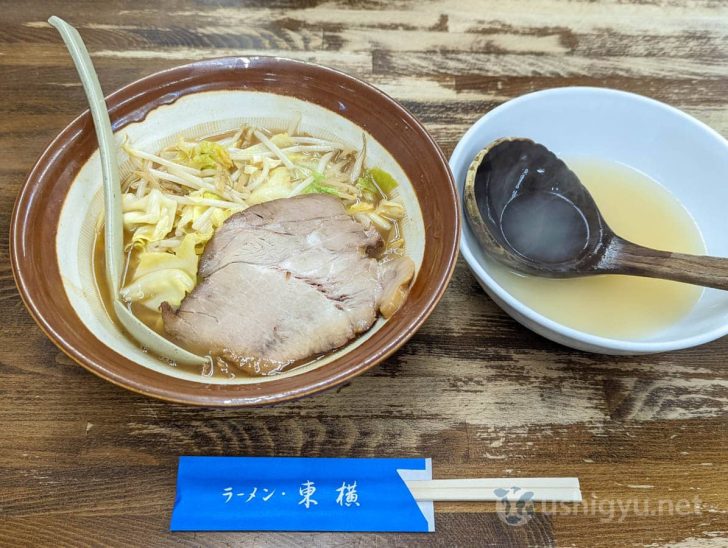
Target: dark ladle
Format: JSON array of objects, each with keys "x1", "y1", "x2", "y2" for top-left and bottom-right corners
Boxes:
[{"x1": 463, "y1": 138, "x2": 728, "y2": 290}]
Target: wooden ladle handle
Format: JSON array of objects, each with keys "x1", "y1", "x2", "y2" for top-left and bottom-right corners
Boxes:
[{"x1": 600, "y1": 236, "x2": 728, "y2": 290}]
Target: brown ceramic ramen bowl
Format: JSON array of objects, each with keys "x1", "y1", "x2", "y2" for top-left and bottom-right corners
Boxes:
[{"x1": 11, "y1": 57, "x2": 459, "y2": 406}]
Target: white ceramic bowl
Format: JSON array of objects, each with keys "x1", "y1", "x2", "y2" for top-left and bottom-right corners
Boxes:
[{"x1": 451, "y1": 87, "x2": 728, "y2": 354}]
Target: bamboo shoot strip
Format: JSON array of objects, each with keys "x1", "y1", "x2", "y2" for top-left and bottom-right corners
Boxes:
[
  {"x1": 404, "y1": 478, "x2": 582, "y2": 502},
  {"x1": 48, "y1": 16, "x2": 209, "y2": 367}
]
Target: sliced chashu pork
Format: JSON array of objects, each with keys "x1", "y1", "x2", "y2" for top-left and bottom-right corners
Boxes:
[{"x1": 161, "y1": 194, "x2": 414, "y2": 374}]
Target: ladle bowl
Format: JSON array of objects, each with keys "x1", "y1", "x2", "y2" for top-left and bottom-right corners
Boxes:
[{"x1": 464, "y1": 138, "x2": 728, "y2": 290}]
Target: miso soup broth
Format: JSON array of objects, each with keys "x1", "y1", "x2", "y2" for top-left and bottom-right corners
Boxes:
[{"x1": 487, "y1": 158, "x2": 706, "y2": 340}]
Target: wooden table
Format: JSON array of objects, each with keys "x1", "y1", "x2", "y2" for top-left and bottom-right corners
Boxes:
[{"x1": 1, "y1": 1, "x2": 726, "y2": 546}]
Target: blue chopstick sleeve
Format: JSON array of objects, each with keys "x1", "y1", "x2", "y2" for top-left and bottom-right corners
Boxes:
[{"x1": 170, "y1": 456, "x2": 433, "y2": 532}]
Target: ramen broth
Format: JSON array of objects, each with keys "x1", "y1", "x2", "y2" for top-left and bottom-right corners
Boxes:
[{"x1": 488, "y1": 158, "x2": 705, "y2": 339}]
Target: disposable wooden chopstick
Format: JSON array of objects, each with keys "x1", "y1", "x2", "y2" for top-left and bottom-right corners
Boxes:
[{"x1": 404, "y1": 478, "x2": 581, "y2": 502}]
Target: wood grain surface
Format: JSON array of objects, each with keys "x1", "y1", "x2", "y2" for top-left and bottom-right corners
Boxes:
[{"x1": 1, "y1": 1, "x2": 726, "y2": 546}]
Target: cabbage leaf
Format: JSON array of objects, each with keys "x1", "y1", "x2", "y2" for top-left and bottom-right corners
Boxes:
[
  {"x1": 176, "y1": 190, "x2": 234, "y2": 246},
  {"x1": 122, "y1": 189, "x2": 177, "y2": 249},
  {"x1": 355, "y1": 174, "x2": 378, "y2": 197},
  {"x1": 368, "y1": 167, "x2": 398, "y2": 194},
  {"x1": 248, "y1": 166, "x2": 293, "y2": 205},
  {"x1": 270, "y1": 132, "x2": 293, "y2": 148},
  {"x1": 120, "y1": 233, "x2": 199, "y2": 311},
  {"x1": 303, "y1": 181, "x2": 340, "y2": 196},
  {"x1": 177, "y1": 140, "x2": 233, "y2": 170}
]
